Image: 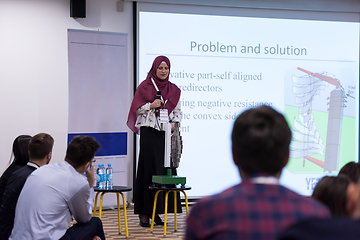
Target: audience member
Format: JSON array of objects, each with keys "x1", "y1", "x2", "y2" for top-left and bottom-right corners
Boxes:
[
  {"x1": 278, "y1": 172, "x2": 360, "y2": 239},
  {"x1": 10, "y1": 135, "x2": 105, "y2": 240},
  {"x1": 0, "y1": 135, "x2": 31, "y2": 205},
  {"x1": 0, "y1": 133, "x2": 54, "y2": 240},
  {"x1": 279, "y1": 177, "x2": 360, "y2": 239},
  {"x1": 185, "y1": 106, "x2": 330, "y2": 240},
  {"x1": 312, "y1": 175, "x2": 354, "y2": 218},
  {"x1": 338, "y1": 161, "x2": 360, "y2": 183},
  {"x1": 278, "y1": 218, "x2": 360, "y2": 240}
]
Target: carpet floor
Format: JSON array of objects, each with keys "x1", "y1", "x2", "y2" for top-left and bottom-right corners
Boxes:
[{"x1": 97, "y1": 205, "x2": 189, "y2": 240}]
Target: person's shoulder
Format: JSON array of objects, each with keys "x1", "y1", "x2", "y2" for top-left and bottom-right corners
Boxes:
[
  {"x1": 169, "y1": 81, "x2": 181, "y2": 91},
  {"x1": 134, "y1": 79, "x2": 153, "y2": 97},
  {"x1": 137, "y1": 78, "x2": 152, "y2": 89},
  {"x1": 29, "y1": 162, "x2": 63, "y2": 179},
  {"x1": 278, "y1": 218, "x2": 360, "y2": 240},
  {"x1": 0, "y1": 165, "x2": 22, "y2": 181},
  {"x1": 7, "y1": 166, "x2": 29, "y2": 183},
  {"x1": 278, "y1": 186, "x2": 321, "y2": 204},
  {"x1": 12, "y1": 164, "x2": 36, "y2": 175},
  {"x1": 277, "y1": 185, "x2": 330, "y2": 215}
]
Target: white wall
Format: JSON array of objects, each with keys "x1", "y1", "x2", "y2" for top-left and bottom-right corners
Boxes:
[{"x1": 0, "y1": 0, "x2": 134, "y2": 195}]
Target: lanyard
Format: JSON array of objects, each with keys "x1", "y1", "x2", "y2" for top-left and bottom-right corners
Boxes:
[{"x1": 151, "y1": 78, "x2": 167, "y2": 106}]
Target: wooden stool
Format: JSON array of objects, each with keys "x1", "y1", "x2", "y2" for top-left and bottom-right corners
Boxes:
[
  {"x1": 93, "y1": 186, "x2": 132, "y2": 239},
  {"x1": 149, "y1": 185, "x2": 191, "y2": 237}
]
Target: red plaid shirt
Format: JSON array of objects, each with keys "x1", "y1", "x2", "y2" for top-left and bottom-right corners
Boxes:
[{"x1": 186, "y1": 179, "x2": 330, "y2": 240}]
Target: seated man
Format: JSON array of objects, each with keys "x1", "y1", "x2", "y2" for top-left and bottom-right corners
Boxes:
[
  {"x1": 0, "y1": 133, "x2": 54, "y2": 240},
  {"x1": 10, "y1": 135, "x2": 105, "y2": 240},
  {"x1": 185, "y1": 106, "x2": 330, "y2": 240}
]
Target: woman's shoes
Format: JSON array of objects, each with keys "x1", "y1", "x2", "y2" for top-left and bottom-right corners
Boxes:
[
  {"x1": 139, "y1": 214, "x2": 151, "y2": 228},
  {"x1": 154, "y1": 214, "x2": 164, "y2": 225},
  {"x1": 139, "y1": 214, "x2": 164, "y2": 227},
  {"x1": 140, "y1": 221, "x2": 151, "y2": 227}
]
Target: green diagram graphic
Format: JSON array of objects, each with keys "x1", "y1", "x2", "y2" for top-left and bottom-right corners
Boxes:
[{"x1": 285, "y1": 67, "x2": 356, "y2": 174}]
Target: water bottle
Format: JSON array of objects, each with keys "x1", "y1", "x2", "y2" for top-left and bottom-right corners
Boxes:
[
  {"x1": 106, "y1": 163, "x2": 113, "y2": 189},
  {"x1": 96, "y1": 164, "x2": 101, "y2": 188},
  {"x1": 96, "y1": 163, "x2": 106, "y2": 189}
]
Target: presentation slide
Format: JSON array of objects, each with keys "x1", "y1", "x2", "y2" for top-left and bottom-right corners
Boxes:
[{"x1": 138, "y1": 11, "x2": 359, "y2": 197}]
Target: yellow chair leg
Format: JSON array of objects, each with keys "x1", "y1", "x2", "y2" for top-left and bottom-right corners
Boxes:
[
  {"x1": 181, "y1": 190, "x2": 190, "y2": 217},
  {"x1": 99, "y1": 192, "x2": 106, "y2": 219},
  {"x1": 93, "y1": 192, "x2": 100, "y2": 217},
  {"x1": 174, "y1": 191, "x2": 177, "y2": 232},
  {"x1": 119, "y1": 192, "x2": 129, "y2": 239},
  {"x1": 148, "y1": 188, "x2": 190, "y2": 237},
  {"x1": 115, "y1": 192, "x2": 121, "y2": 235},
  {"x1": 164, "y1": 191, "x2": 170, "y2": 237},
  {"x1": 150, "y1": 190, "x2": 161, "y2": 233}
]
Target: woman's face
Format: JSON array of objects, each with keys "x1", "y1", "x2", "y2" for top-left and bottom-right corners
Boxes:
[{"x1": 156, "y1": 62, "x2": 169, "y2": 80}]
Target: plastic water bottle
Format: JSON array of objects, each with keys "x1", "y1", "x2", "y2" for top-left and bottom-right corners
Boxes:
[
  {"x1": 106, "y1": 163, "x2": 113, "y2": 189},
  {"x1": 96, "y1": 163, "x2": 106, "y2": 189},
  {"x1": 96, "y1": 164, "x2": 101, "y2": 187}
]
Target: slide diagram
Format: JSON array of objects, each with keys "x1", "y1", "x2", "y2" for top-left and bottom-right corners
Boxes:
[{"x1": 285, "y1": 67, "x2": 356, "y2": 174}]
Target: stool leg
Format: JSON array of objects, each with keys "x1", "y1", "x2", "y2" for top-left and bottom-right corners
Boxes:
[
  {"x1": 93, "y1": 192, "x2": 101, "y2": 217},
  {"x1": 181, "y1": 190, "x2": 190, "y2": 217},
  {"x1": 99, "y1": 192, "x2": 106, "y2": 219},
  {"x1": 174, "y1": 191, "x2": 177, "y2": 232},
  {"x1": 115, "y1": 193, "x2": 121, "y2": 235},
  {"x1": 150, "y1": 190, "x2": 161, "y2": 233},
  {"x1": 119, "y1": 192, "x2": 129, "y2": 239},
  {"x1": 164, "y1": 191, "x2": 170, "y2": 237}
]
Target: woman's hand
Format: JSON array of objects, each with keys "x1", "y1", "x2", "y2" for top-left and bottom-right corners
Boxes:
[{"x1": 150, "y1": 99, "x2": 163, "y2": 109}]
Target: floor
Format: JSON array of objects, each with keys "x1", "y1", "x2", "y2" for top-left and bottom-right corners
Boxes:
[{"x1": 97, "y1": 205, "x2": 189, "y2": 240}]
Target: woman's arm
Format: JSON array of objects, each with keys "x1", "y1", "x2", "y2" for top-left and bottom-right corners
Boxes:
[
  {"x1": 136, "y1": 99, "x2": 163, "y2": 114},
  {"x1": 136, "y1": 103, "x2": 151, "y2": 114}
]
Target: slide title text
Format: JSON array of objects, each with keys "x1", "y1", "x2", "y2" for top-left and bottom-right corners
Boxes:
[{"x1": 190, "y1": 41, "x2": 307, "y2": 56}]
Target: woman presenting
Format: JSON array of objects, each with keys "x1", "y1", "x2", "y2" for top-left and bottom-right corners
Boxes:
[{"x1": 127, "y1": 56, "x2": 182, "y2": 227}]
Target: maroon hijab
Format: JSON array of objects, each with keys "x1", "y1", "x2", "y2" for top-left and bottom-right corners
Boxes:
[{"x1": 127, "y1": 56, "x2": 181, "y2": 134}]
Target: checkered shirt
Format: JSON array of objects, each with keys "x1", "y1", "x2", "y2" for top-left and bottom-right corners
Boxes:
[{"x1": 185, "y1": 179, "x2": 330, "y2": 240}]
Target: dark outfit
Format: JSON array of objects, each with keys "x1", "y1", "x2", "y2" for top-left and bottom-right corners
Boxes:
[
  {"x1": 278, "y1": 218, "x2": 360, "y2": 240},
  {"x1": 127, "y1": 56, "x2": 182, "y2": 217},
  {"x1": 134, "y1": 127, "x2": 181, "y2": 215},
  {"x1": 186, "y1": 178, "x2": 331, "y2": 240},
  {"x1": 60, "y1": 217, "x2": 105, "y2": 240},
  {"x1": 0, "y1": 164, "x2": 23, "y2": 206},
  {"x1": 0, "y1": 163, "x2": 38, "y2": 240}
]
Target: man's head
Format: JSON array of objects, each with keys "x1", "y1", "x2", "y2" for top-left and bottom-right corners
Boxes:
[
  {"x1": 65, "y1": 135, "x2": 100, "y2": 169},
  {"x1": 28, "y1": 133, "x2": 54, "y2": 164},
  {"x1": 231, "y1": 106, "x2": 292, "y2": 176}
]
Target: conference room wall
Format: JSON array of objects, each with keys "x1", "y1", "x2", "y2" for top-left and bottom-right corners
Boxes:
[
  {"x1": 0, "y1": 0, "x2": 358, "y2": 198},
  {"x1": 0, "y1": 0, "x2": 134, "y2": 190}
]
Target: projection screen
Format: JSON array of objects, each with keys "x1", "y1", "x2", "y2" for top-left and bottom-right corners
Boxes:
[{"x1": 136, "y1": 2, "x2": 360, "y2": 197}]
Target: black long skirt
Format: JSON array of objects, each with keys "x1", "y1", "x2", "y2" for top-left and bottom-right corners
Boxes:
[{"x1": 134, "y1": 126, "x2": 182, "y2": 215}]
